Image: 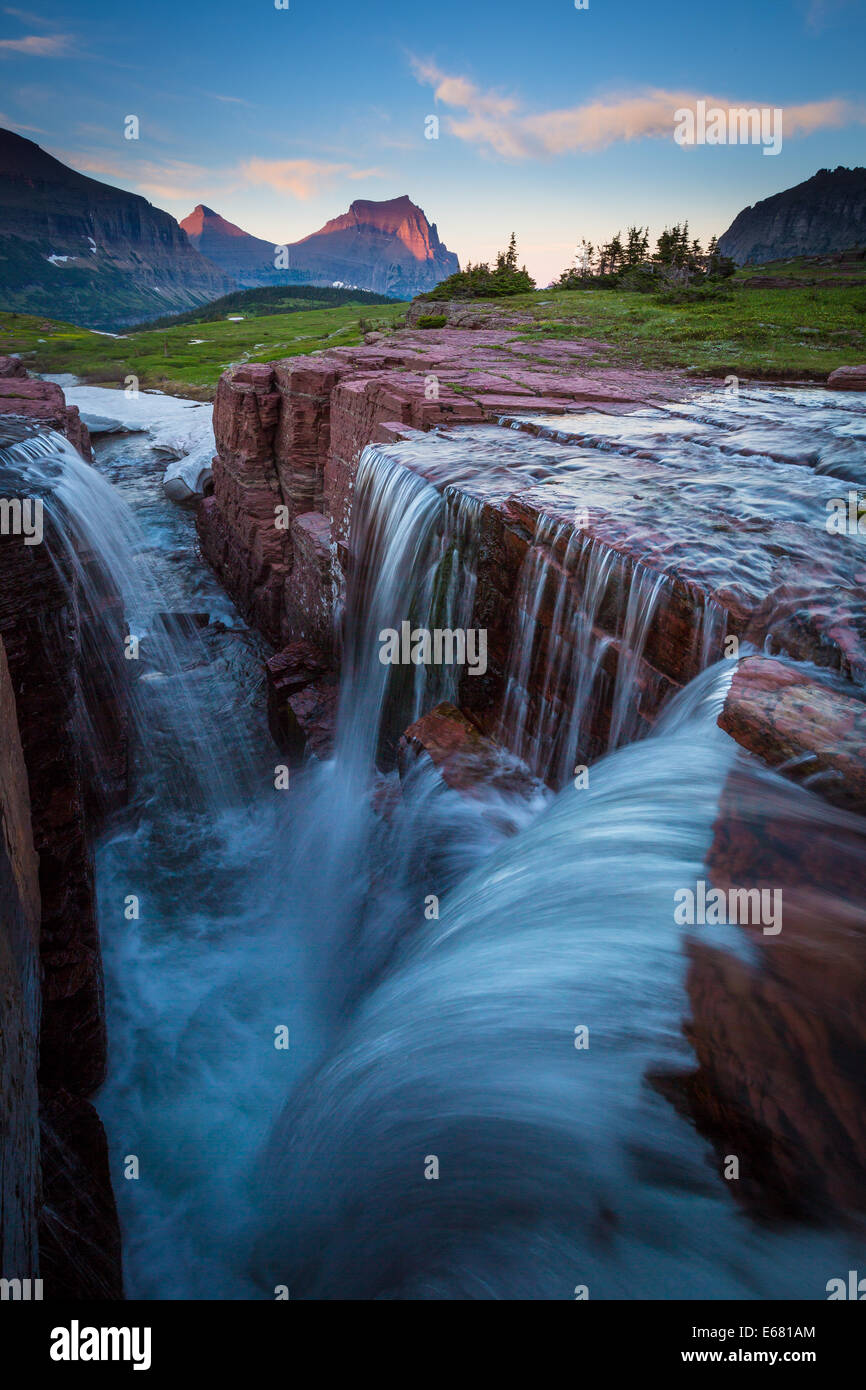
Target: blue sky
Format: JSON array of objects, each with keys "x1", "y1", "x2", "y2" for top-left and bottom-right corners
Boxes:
[{"x1": 1, "y1": 0, "x2": 864, "y2": 281}]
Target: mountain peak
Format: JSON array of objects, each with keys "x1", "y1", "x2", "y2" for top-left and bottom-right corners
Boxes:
[
  {"x1": 181, "y1": 194, "x2": 459, "y2": 298},
  {"x1": 718, "y1": 165, "x2": 866, "y2": 265},
  {"x1": 181, "y1": 204, "x2": 252, "y2": 241},
  {"x1": 299, "y1": 195, "x2": 446, "y2": 264}
]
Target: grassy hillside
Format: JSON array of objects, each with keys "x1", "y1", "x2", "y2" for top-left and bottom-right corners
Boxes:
[
  {"x1": 133, "y1": 283, "x2": 401, "y2": 330},
  {"x1": 0, "y1": 300, "x2": 407, "y2": 398},
  {"x1": 1, "y1": 261, "x2": 862, "y2": 396},
  {"x1": 455, "y1": 277, "x2": 866, "y2": 380}
]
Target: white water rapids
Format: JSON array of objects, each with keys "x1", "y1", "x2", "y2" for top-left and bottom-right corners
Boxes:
[{"x1": 2, "y1": 400, "x2": 863, "y2": 1299}]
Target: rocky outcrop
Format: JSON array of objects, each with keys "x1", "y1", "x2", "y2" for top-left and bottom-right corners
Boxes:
[
  {"x1": 718, "y1": 656, "x2": 866, "y2": 815},
  {"x1": 200, "y1": 330, "x2": 866, "y2": 785},
  {"x1": 828, "y1": 363, "x2": 866, "y2": 391},
  {"x1": 0, "y1": 127, "x2": 235, "y2": 330},
  {"x1": 718, "y1": 165, "x2": 866, "y2": 265},
  {"x1": 198, "y1": 329, "x2": 679, "y2": 651},
  {"x1": 38, "y1": 1090, "x2": 123, "y2": 1299},
  {"x1": 266, "y1": 640, "x2": 338, "y2": 760},
  {"x1": 184, "y1": 195, "x2": 459, "y2": 298},
  {"x1": 660, "y1": 655, "x2": 866, "y2": 1220},
  {"x1": 0, "y1": 355, "x2": 92, "y2": 458},
  {"x1": 0, "y1": 637, "x2": 41, "y2": 1283},
  {"x1": 0, "y1": 368, "x2": 124, "y2": 1295},
  {"x1": 398, "y1": 703, "x2": 537, "y2": 804}
]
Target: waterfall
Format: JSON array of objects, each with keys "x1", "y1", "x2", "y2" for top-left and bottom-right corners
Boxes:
[
  {"x1": 498, "y1": 520, "x2": 676, "y2": 785},
  {"x1": 252, "y1": 662, "x2": 864, "y2": 1299},
  {"x1": 3, "y1": 402, "x2": 862, "y2": 1302},
  {"x1": 336, "y1": 446, "x2": 485, "y2": 776},
  {"x1": 0, "y1": 430, "x2": 262, "y2": 807}
]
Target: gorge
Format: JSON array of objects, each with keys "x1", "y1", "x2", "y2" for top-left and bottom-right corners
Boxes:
[{"x1": 1, "y1": 331, "x2": 865, "y2": 1299}]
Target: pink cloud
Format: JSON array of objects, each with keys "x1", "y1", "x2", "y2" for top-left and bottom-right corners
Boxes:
[
  {"x1": 0, "y1": 32, "x2": 72, "y2": 56},
  {"x1": 411, "y1": 59, "x2": 866, "y2": 158},
  {"x1": 241, "y1": 157, "x2": 385, "y2": 199}
]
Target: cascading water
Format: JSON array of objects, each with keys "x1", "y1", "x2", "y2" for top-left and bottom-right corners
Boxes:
[
  {"x1": 251, "y1": 664, "x2": 864, "y2": 1299},
  {"x1": 4, "y1": 389, "x2": 863, "y2": 1300},
  {"x1": 499, "y1": 521, "x2": 672, "y2": 783}
]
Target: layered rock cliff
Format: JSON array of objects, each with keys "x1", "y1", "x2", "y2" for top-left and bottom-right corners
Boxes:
[
  {"x1": 0, "y1": 636, "x2": 41, "y2": 1283},
  {"x1": 200, "y1": 334, "x2": 866, "y2": 1221},
  {"x1": 0, "y1": 128, "x2": 236, "y2": 330},
  {"x1": 718, "y1": 165, "x2": 866, "y2": 264},
  {"x1": 0, "y1": 361, "x2": 124, "y2": 1296}
]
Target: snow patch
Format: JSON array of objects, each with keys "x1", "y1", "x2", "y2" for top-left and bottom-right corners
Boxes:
[{"x1": 63, "y1": 384, "x2": 215, "y2": 504}]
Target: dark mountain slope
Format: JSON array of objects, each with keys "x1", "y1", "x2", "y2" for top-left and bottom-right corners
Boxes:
[
  {"x1": 0, "y1": 129, "x2": 235, "y2": 330},
  {"x1": 718, "y1": 166, "x2": 866, "y2": 265}
]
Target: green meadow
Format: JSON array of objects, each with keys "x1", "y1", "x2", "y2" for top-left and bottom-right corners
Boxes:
[
  {"x1": 2, "y1": 260, "x2": 863, "y2": 398},
  {"x1": 0, "y1": 300, "x2": 407, "y2": 399}
]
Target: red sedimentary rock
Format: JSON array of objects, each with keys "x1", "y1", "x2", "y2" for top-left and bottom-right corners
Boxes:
[
  {"x1": 0, "y1": 367, "x2": 123, "y2": 1295},
  {"x1": 198, "y1": 331, "x2": 685, "y2": 764},
  {"x1": 0, "y1": 356, "x2": 92, "y2": 458},
  {"x1": 719, "y1": 656, "x2": 866, "y2": 815},
  {"x1": 200, "y1": 329, "x2": 866, "y2": 779},
  {"x1": 666, "y1": 656, "x2": 866, "y2": 1220},
  {"x1": 265, "y1": 639, "x2": 336, "y2": 758},
  {"x1": 827, "y1": 364, "x2": 866, "y2": 390},
  {"x1": 0, "y1": 636, "x2": 41, "y2": 1280},
  {"x1": 398, "y1": 702, "x2": 537, "y2": 803}
]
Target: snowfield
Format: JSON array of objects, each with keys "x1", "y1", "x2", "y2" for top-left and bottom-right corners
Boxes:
[{"x1": 61, "y1": 384, "x2": 215, "y2": 503}]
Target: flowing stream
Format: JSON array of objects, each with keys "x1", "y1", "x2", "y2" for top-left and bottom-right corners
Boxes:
[{"x1": 3, "y1": 394, "x2": 864, "y2": 1299}]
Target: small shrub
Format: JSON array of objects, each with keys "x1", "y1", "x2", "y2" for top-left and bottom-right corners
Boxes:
[
  {"x1": 616, "y1": 267, "x2": 657, "y2": 294},
  {"x1": 420, "y1": 234, "x2": 536, "y2": 301},
  {"x1": 654, "y1": 284, "x2": 734, "y2": 306},
  {"x1": 416, "y1": 314, "x2": 448, "y2": 328}
]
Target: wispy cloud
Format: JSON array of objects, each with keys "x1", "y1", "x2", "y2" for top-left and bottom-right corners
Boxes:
[
  {"x1": 805, "y1": 0, "x2": 857, "y2": 32},
  {"x1": 0, "y1": 108, "x2": 45, "y2": 132},
  {"x1": 56, "y1": 146, "x2": 387, "y2": 207},
  {"x1": 412, "y1": 58, "x2": 866, "y2": 157},
  {"x1": 241, "y1": 157, "x2": 386, "y2": 199},
  {"x1": 201, "y1": 90, "x2": 255, "y2": 108},
  {"x1": 0, "y1": 32, "x2": 72, "y2": 56},
  {"x1": 3, "y1": 7, "x2": 56, "y2": 25},
  {"x1": 60, "y1": 150, "x2": 222, "y2": 203}
]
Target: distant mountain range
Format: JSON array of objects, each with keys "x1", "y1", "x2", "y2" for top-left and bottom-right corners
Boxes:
[
  {"x1": 7, "y1": 124, "x2": 861, "y2": 331},
  {"x1": 0, "y1": 128, "x2": 460, "y2": 329},
  {"x1": 0, "y1": 129, "x2": 235, "y2": 330},
  {"x1": 718, "y1": 166, "x2": 866, "y2": 265},
  {"x1": 180, "y1": 196, "x2": 460, "y2": 298}
]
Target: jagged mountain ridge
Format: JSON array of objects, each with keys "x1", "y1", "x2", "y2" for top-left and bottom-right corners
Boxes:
[
  {"x1": 181, "y1": 195, "x2": 460, "y2": 298},
  {"x1": 718, "y1": 166, "x2": 866, "y2": 265}
]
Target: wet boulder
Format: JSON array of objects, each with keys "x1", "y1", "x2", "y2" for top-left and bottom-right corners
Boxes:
[
  {"x1": 828, "y1": 364, "x2": 866, "y2": 390},
  {"x1": 397, "y1": 702, "x2": 538, "y2": 803},
  {"x1": 718, "y1": 655, "x2": 866, "y2": 815},
  {"x1": 265, "y1": 640, "x2": 337, "y2": 761}
]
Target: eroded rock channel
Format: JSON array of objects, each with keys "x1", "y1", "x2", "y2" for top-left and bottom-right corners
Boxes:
[{"x1": 1, "y1": 334, "x2": 865, "y2": 1299}]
